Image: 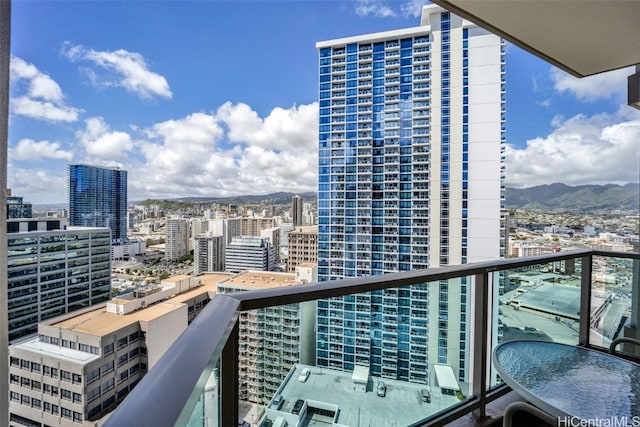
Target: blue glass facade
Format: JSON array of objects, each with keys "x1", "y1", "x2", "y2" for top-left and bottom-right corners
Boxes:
[
  {"x1": 316, "y1": 6, "x2": 505, "y2": 384},
  {"x1": 68, "y1": 164, "x2": 127, "y2": 243}
]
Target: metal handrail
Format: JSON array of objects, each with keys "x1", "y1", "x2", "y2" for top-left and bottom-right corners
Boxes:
[{"x1": 103, "y1": 249, "x2": 639, "y2": 427}]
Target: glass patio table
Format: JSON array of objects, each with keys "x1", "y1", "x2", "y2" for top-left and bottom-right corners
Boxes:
[{"x1": 493, "y1": 340, "x2": 640, "y2": 426}]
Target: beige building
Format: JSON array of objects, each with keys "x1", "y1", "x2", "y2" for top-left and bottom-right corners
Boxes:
[
  {"x1": 239, "y1": 217, "x2": 275, "y2": 237},
  {"x1": 8, "y1": 274, "x2": 229, "y2": 427},
  {"x1": 287, "y1": 226, "x2": 318, "y2": 273}
]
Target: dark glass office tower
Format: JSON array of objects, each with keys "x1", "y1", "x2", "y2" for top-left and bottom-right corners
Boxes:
[{"x1": 68, "y1": 164, "x2": 128, "y2": 243}]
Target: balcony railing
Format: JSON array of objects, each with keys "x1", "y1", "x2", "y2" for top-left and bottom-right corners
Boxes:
[{"x1": 103, "y1": 249, "x2": 639, "y2": 427}]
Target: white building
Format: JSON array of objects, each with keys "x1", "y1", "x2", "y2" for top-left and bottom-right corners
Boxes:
[
  {"x1": 316, "y1": 4, "x2": 505, "y2": 384},
  {"x1": 194, "y1": 233, "x2": 225, "y2": 274},
  {"x1": 165, "y1": 218, "x2": 189, "y2": 261},
  {"x1": 111, "y1": 239, "x2": 146, "y2": 261},
  {"x1": 225, "y1": 236, "x2": 276, "y2": 273}
]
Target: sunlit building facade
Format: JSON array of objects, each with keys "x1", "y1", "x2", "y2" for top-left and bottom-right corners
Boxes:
[
  {"x1": 68, "y1": 165, "x2": 128, "y2": 244},
  {"x1": 316, "y1": 5, "x2": 505, "y2": 383}
]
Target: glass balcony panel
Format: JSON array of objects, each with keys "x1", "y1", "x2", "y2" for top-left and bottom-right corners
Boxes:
[
  {"x1": 490, "y1": 258, "x2": 582, "y2": 388},
  {"x1": 102, "y1": 251, "x2": 640, "y2": 427},
  {"x1": 184, "y1": 367, "x2": 218, "y2": 427},
  {"x1": 222, "y1": 280, "x2": 474, "y2": 427},
  {"x1": 589, "y1": 255, "x2": 640, "y2": 359}
]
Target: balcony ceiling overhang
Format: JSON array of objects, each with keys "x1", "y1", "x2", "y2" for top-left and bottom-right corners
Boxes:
[{"x1": 431, "y1": 0, "x2": 640, "y2": 77}]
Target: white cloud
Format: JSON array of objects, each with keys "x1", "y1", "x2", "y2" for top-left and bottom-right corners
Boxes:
[
  {"x1": 551, "y1": 66, "x2": 633, "y2": 102},
  {"x1": 9, "y1": 138, "x2": 73, "y2": 162},
  {"x1": 61, "y1": 43, "x2": 172, "y2": 99},
  {"x1": 400, "y1": 0, "x2": 426, "y2": 18},
  {"x1": 506, "y1": 111, "x2": 640, "y2": 188},
  {"x1": 76, "y1": 117, "x2": 134, "y2": 161},
  {"x1": 216, "y1": 101, "x2": 318, "y2": 152},
  {"x1": 8, "y1": 166, "x2": 68, "y2": 205},
  {"x1": 11, "y1": 97, "x2": 80, "y2": 122},
  {"x1": 355, "y1": 0, "x2": 396, "y2": 18},
  {"x1": 131, "y1": 102, "x2": 318, "y2": 200},
  {"x1": 9, "y1": 56, "x2": 81, "y2": 122}
]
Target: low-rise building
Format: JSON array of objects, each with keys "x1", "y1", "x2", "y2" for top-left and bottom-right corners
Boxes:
[{"x1": 8, "y1": 273, "x2": 229, "y2": 427}]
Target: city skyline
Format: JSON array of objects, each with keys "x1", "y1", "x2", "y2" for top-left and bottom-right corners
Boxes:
[{"x1": 8, "y1": 0, "x2": 640, "y2": 205}]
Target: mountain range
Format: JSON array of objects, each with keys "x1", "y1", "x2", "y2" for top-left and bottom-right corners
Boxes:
[
  {"x1": 505, "y1": 183, "x2": 639, "y2": 211},
  {"x1": 40, "y1": 185, "x2": 637, "y2": 213}
]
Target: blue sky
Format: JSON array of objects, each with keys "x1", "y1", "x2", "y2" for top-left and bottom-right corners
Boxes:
[{"x1": 8, "y1": 0, "x2": 639, "y2": 204}]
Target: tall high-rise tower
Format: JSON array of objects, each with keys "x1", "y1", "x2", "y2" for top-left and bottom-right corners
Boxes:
[
  {"x1": 316, "y1": 5, "x2": 505, "y2": 383},
  {"x1": 68, "y1": 164, "x2": 128, "y2": 243},
  {"x1": 292, "y1": 194, "x2": 303, "y2": 226}
]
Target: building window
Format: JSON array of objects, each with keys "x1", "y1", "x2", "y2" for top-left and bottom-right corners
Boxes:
[
  {"x1": 73, "y1": 392, "x2": 82, "y2": 403},
  {"x1": 52, "y1": 404, "x2": 59, "y2": 414},
  {"x1": 61, "y1": 370, "x2": 71, "y2": 381},
  {"x1": 118, "y1": 354, "x2": 129, "y2": 367},
  {"x1": 102, "y1": 378, "x2": 114, "y2": 393},
  {"x1": 10, "y1": 391, "x2": 19, "y2": 401},
  {"x1": 117, "y1": 337, "x2": 128, "y2": 349},
  {"x1": 32, "y1": 398, "x2": 41, "y2": 408},
  {"x1": 102, "y1": 361, "x2": 114, "y2": 374},
  {"x1": 87, "y1": 386, "x2": 101, "y2": 402},
  {"x1": 87, "y1": 367, "x2": 100, "y2": 383},
  {"x1": 103, "y1": 343, "x2": 114, "y2": 355},
  {"x1": 73, "y1": 412, "x2": 83, "y2": 423},
  {"x1": 51, "y1": 368, "x2": 59, "y2": 378},
  {"x1": 62, "y1": 408, "x2": 72, "y2": 419},
  {"x1": 73, "y1": 373, "x2": 82, "y2": 384},
  {"x1": 61, "y1": 389, "x2": 72, "y2": 401}
]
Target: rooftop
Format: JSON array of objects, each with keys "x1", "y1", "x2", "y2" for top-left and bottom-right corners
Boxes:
[
  {"x1": 264, "y1": 364, "x2": 462, "y2": 427},
  {"x1": 12, "y1": 337, "x2": 101, "y2": 365},
  {"x1": 220, "y1": 270, "x2": 300, "y2": 290},
  {"x1": 52, "y1": 300, "x2": 184, "y2": 336},
  {"x1": 50, "y1": 273, "x2": 230, "y2": 336}
]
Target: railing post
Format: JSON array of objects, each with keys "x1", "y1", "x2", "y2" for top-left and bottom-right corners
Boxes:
[
  {"x1": 471, "y1": 271, "x2": 490, "y2": 419},
  {"x1": 578, "y1": 254, "x2": 593, "y2": 346},
  {"x1": 0, "y1": 1, "x2": 10, "y2": 426},
  {"x1": 220, "y1": 320, "x2": 239, "y2": 426}
]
